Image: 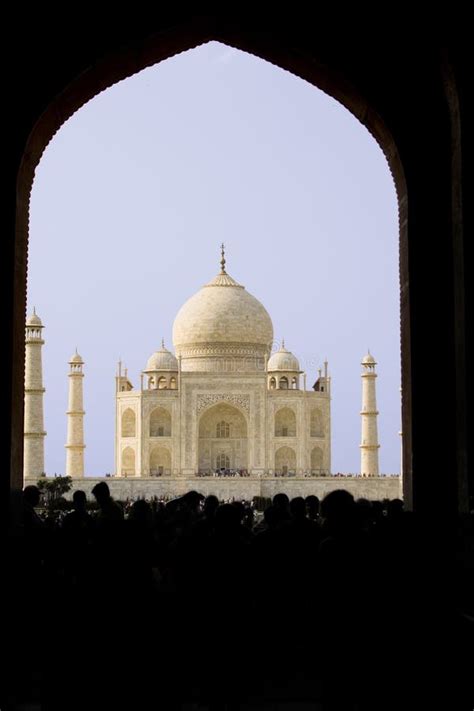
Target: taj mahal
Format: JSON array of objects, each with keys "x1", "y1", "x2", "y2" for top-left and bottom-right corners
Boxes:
[
  {"x1": 24, "y1": 247, "x2": 400, "y2": 500},
  {"x1": 114, "y1": 246, "x2": 331, "y2": 479}
]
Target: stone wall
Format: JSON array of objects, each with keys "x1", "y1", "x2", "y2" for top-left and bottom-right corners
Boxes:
[{"x1": 26, "y1": 476, "x2": 402, "y2": 502}]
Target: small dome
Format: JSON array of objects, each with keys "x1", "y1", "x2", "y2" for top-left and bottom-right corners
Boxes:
[
  {"x1": 70, "y1": 350, "x2": 83, "y2": 364},
  {"x1": 268, "y1": 343, "x2": 300, "y2": 372},
  {"x1": 26, "y1": 309, "x2": 42, "y2": 327},
  {"x1": 145, "y1": 342, "x2": 178, "y2": 372},
  {"x1": 362, "y1": 352, "x2": 376, "y2": 365}
]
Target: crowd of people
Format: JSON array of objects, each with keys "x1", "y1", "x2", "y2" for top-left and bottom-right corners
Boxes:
[{"x1": 5, "y1": 481, "x2": 473, "y2": 709}]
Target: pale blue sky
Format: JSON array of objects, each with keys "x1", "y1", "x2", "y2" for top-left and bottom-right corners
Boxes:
[{"x1": 27, "y1": 41, "x2": 400, "y2": 476}]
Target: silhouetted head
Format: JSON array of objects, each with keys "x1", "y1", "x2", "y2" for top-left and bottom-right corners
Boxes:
[
  {"x1": 72, "y1": 489, "x2": 87, "y2": 510},
  {"x1": 290, "y1": 497, "x2": 306, "y2": 519},
  {"x1": 23, "y1": 485, "x2": 40, "y2": 507},
  {"x1": 181, "y1": 490, "x2": 204, "y2": 512},
  {"x1": 203, "y1": 495, "x2": 219, "y2": 517},
  {"x1": 91, "y1": 481, "x2": 111, "y2": 504},
  {"x1": 387, "y1": 498, "x2": 404, "y2": 519},
  {"x1": 305, "y1": 495, "x2": 320, "y2": 518},
  {"x1": 321, "y1": 489, "x2": 355, "y2": 526},
  {"x1": 273, "y1": 493, "x2": 290, "y2": 511},
  {"x1": 129, "y1": 499, "x2": 153, "y2": 526},
  {"x1": 232, "y1": 501, "x2": 246, "y2": 523}
]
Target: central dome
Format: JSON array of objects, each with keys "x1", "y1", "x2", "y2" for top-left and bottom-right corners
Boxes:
[{"x1": 172, "y1": 250, "x2": 273, "y2": 372}]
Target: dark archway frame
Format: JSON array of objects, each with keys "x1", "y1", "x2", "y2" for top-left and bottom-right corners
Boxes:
[{"x1": 8, "y1": 20, "x2": 468, "y2": 524}]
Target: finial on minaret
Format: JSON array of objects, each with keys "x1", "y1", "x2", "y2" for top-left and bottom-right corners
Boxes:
[{"x1": 220, "y1": 243, "x2": 226, "y2": 274}]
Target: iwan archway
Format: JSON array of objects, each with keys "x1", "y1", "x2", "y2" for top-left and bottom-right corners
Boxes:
[
  {"x1": 198, "y1": 403, "x2": 248, "y2": 474},
  {"x1": 8, "y1": 21, "x2": 469, "y2": 524}
]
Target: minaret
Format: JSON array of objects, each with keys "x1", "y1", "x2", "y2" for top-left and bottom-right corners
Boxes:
[
  {"x1": 360, "y1": 351, "x2": 380, "y2": 477},
  {"x1": 24, "y1": 309, "x2": 46, "y2": 480},
  {"x1": 65, "y1": 349, "x2": 85, "y2": 477}
]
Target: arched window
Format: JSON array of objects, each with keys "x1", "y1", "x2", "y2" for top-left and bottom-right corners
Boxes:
[
  {"x1": 170, "y1": 377, "x2": 177, "y2": 389},
  {"x1": 291, "y1": 377, "x2": 297, "y2": 389},
  {"x1": 279, "y1": 376, "x2": 289, "y2": 389},
  {"x1": 216, "y1": 421, "x2": 230, "y2": 438},
  {"x1": 121, "y1": 408, "x2": 136, "y2": 437},
  {"x1": 275, "y1": 407, "x2": 296, "y2": 437},
  {"x1": 216, "y1": 453, "x2": 230, "y2": 469},
  {"x1": 275, "y1": 446, "x2": 296, "y2": 475},
  {"x1": 157, "y1": 376, "x2": 167, "y2": 389},
  {"x1": 150, "y1": 408, "x2": 171, "y2": 437},
  {"x1": 150, "y1": 446, "x2": 171, "y2": 476},
  {"x1": 269, "y1": 377, "x2": 276, "y2": 390},
  {"x1": 310, "y1": 409, "x2": 324, "y2": 437},
  {"x1": 148, "y1": 376, "x2": 155, "y2": 389},
  {"x1": 311, "y1": 446, "x2": 323, "y2": 472},
  {"x1": 121, "y1": 446, "x2": 135, "y2": 476}
]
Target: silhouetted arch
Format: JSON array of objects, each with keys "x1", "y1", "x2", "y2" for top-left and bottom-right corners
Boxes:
[{"x1": 12, "y1": 21, "x2": 469, "y2": 517}]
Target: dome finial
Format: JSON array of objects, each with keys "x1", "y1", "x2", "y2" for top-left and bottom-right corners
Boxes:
[
  {"x1": 161, "y1": 337, "x2": 165, "y2": 349},
  {"x1": 220, "y1": 243, "x2": 226, "y2": 274},
  {"x1": 282, "y1": 337, "x2": 285, "y2": 349}
]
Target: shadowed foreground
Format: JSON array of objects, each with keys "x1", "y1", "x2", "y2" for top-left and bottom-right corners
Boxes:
[{"x1": 5, "y1": 487, "x2": 473, "y2": 710}]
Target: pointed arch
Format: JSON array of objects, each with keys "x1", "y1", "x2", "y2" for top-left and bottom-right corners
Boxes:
[
  {"x1": 198, "y1": 402, "x2": 248, "y2": 473},
  {"x1": 121, "y1": 446, "x2": 135, "y2": 476},
  {"x1": 311, "y1": 446, "x2": 323, "y2": 472},
  {"x1": 275, "y1": 407, "x2": 296, "y2": 437},
  {"x1": 150, "y1": 446, "x2": 171, "y2": 476},
  {"x1": 121, "y1": 408, "x2": 136, "y2": 438},
  {"x1": 310, "y1": 409, "x2": 324, "y2": 437},
  {"x1": 150, "y1": 407, "x2": 171, "y2": 437},
  {"x1": 275, "y1": 446, "x2": 296, "y2": 475}
]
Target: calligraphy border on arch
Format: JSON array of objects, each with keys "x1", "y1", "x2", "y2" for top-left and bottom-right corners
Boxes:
[{"x1": 196, "y1": 394, "x2": 250, "y2": 414}]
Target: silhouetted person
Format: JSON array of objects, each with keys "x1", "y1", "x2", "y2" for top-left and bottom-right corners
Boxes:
[
  {"x1": 91, "y1": 481, "x2": 123, "y2": 523},
  {"x1": 22, "y1": 485, "x2": 44, "y2": 531},
  {"x1": 272, "y1": 492, "x2": 291, "y2": 524},
  {"x1": 62, "y1": 490, "x2": 94, "y2": 534},
  {"x1": 305, "y1": 494, "x2": 320, "y2": 521}
]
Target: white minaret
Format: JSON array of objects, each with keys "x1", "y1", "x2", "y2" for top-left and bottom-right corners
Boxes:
[
  {"x1": 65, "y1": 349, "x2": 85, "y2": 477},
  {"x1": 24, "y1": 309, "x2": 46, "y2": 480},
  {"x1": 360, "y1": 351, "x2": 380, "y2": 477}
]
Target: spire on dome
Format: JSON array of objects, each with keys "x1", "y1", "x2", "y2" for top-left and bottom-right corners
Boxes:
[
  {"x1": 206, "y1": 244, "x2": 243, "y2": 288},
  {"x1": 220, "y1": 243, "x2": 226, "y2": 274},
  {"x1": 161, "y1": 337, "x2": 165, "y2": 349}
]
